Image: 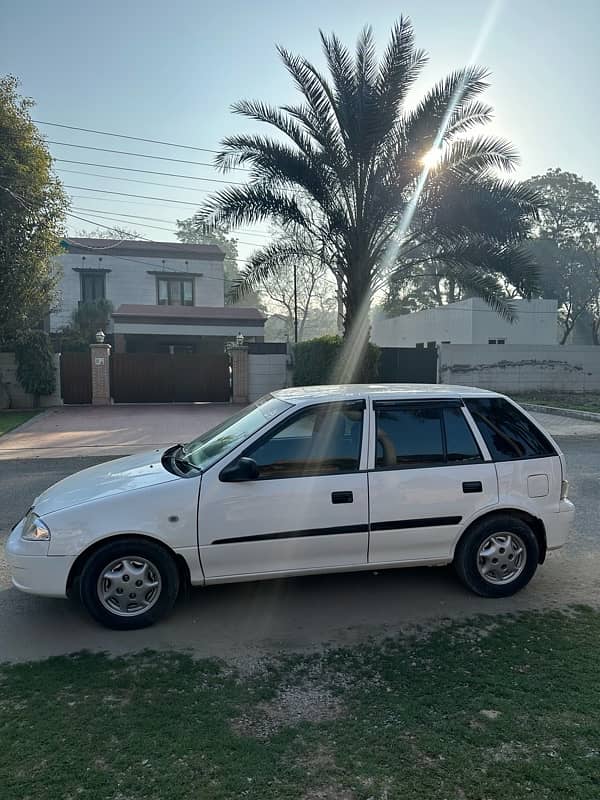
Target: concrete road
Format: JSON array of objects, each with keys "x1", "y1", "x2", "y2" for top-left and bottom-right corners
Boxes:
[{"x1": 0, "y1": 424, "x2": 599, "y2": 663}]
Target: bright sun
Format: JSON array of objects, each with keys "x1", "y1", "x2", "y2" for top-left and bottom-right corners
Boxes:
[{"x1": 421, "y1": 147, "x2": 443, "y2": 169}]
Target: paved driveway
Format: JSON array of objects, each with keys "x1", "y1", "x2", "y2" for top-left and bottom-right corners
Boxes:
[{"x1": 0, "y1": 404, "x2": 238, "y2": 460}]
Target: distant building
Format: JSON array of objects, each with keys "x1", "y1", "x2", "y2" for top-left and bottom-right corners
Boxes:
[
  {"x1": 52, "y1": 239, "x2": 265, "y2": 353},
  {"x1": 372, "y1": 298, "x2": 558, "y2": 348}
]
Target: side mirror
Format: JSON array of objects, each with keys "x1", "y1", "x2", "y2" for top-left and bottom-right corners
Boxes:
[{"x1": 220, "y1": 456, "x2": 260, "y2": 482}]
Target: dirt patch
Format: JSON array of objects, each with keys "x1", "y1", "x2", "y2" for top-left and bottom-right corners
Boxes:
[{"x1": 232, "y1": 684, "x2": 344, "y2": 739}]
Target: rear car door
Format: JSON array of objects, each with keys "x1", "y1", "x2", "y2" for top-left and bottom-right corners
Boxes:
[
  {"x1": 367, "y1": 400, "x2": 498, "y2": 564},
  {"x1": 198, "y1": 400, "x2": 370, "y2": 579}
]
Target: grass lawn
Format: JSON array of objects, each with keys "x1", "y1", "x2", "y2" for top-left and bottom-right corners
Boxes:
[
  {"x1": 512, "y1": 392, "x2": 600, "y2": 413},
  {"x1": 0, "y1": 410, "x2": 39, "y2": 436},
  {"x1": 1, "y1": 608, "x2": 599, "y2": 800}
]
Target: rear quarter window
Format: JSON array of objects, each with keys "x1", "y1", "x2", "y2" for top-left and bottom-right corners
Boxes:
[{"x1": 465, "y1": 398, "x2": 556, "y2": 462}]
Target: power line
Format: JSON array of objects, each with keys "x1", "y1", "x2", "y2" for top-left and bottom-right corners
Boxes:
[
  {"x1": 64, "y1": 185, "x2": 205, "y2": 207},
  {"x1": 46, "y1": 139, "x2": 250, "y2": 171},
  {"x1": 65, "y1": 212, "x2": 232, "y2": 276},
  {"x1": 59, "y1": 169, "x2": 229, "y2": 194},
  {"x1": 54, "y1": 159, "x2": 245, "y2": 186},
  {"x1": 34, "y1": 119, "x2": 222, "y2": 155},
  {"x1": 70, "y1": 207, "x2": 269, "y2": 248},
  {"x1": 70, "y1": 211, "x2": 175, "y2": 235},
  {"x1": 68, "y1": 206, "x2": 272, "y2": 239}
]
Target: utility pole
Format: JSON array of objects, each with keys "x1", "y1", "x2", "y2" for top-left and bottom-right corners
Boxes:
[{"x1": 293, "y1": 261, "x2": 298, "y2": 344}]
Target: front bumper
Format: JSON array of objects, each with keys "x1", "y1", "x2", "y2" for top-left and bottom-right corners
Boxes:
[
  {"x1": 545, "y1": 500, "x2": 576, "y2": 551},
  {"x1": 5, "y1": 520, "x2": 74, "y2": 598}
]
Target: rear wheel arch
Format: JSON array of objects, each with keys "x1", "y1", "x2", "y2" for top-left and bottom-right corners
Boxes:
[
  {"x1": 66, "y1": 533, "x2": 190, "y2": 596},
  {"x1": 454, "y1": 509, "x2": 547, "y2": 565}
]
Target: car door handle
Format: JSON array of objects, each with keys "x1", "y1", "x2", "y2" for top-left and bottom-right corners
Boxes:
[
  {"x1": 331, "y1": 491, "x2": 353, "y2": 504},
  {"x1": 462, "y1": 481, "x2": 483, "y2": 493}
]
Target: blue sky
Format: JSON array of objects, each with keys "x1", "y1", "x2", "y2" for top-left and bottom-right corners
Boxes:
[{"x1": 2, "y1": 0, "x2": 599, "y2": 260}]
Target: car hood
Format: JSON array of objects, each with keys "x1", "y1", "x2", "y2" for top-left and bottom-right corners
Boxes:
[{"x1": 33, "y1": 449, "x2": 179, "y2": 516}]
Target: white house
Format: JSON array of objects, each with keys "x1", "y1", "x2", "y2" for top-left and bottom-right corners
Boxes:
[
  {"x1": 372, "y1": 297, "x2": 558, "y2": 348},
  {"x1": 52, "y1": 238, "x2": 265, "y2": 353}
]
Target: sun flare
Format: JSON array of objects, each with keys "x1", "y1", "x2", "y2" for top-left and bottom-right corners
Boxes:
[{"x1": 421, "y1": 147, "x2": 443, "y2": 169}]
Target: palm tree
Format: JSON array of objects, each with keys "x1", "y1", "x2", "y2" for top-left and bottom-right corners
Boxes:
[{"x1": 199, "y1": 18, "x2": 539, "y2": 352}]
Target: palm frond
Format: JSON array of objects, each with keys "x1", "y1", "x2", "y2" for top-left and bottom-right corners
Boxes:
[
  {"x1": 228, "y1": 240, "x2": 317, "y2": 302},
  {"x1": 230, "y1": 100, "x2": 318, "y2": 157},
  {"x1": 446, "y1": 100, "x2": 494, "y2": 136},
  {"x1": 440, "y1": 135, "x2": 519, "y2": 174},
  {"x1": 199, "y1": 184, "x2": 306, "y2": 229},
  {"x1": 277, "y1": 47, "x2": 345, "y2": 156},
  {"x1": 435, "y1": 238, "x2": 540, "y2": 306},
  {"x1": 400, "y1": 66, "x2": 490, "y2": 154},
  {"x1": 376, "y1": 17, "x2": 427, "y2": 112},
  {"x1": 214, "y1": 134, "x2": 337, "y2": 213},
  {"x1": 355, "y1": 25, "x2": 378, "y2": 91},
  {"x1": 444, "y1": 267, "x2": 515, "y2": 320},
  {"x1": 430, "y1": 177, "x2": 540, "y2": 241}
]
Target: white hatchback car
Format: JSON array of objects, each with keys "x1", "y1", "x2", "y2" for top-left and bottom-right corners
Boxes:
[{"x1": 6, "y1": 385, "x2": 574, "y2": 629}]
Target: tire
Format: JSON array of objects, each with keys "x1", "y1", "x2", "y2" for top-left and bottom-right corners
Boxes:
[
  {"x1": 454, "y1": 515, "x2": 540, "y2": 598},
  {"x1": 79, "y1": 538, "x2": 180, "y2": 630}
]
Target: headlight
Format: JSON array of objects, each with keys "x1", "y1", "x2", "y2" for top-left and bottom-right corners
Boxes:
[{"x1": 21, "y1": 511, "x2": 51, "y2": 541}]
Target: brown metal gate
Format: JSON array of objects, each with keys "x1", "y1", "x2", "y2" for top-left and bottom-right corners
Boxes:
[
  {"x1": 60, "y1": 352, "x2": 92, "y2": 404},
  {"x1": 110, "y1": 353, "x2": 230, "y2": 403},
  {"x1": 377, "y1": 347, "x2": 438, "y2": 383}
]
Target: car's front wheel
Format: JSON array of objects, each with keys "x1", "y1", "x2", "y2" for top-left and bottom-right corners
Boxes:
[
  {"x1": 454, "y1": 515, "x2": 540, "y2": 598},
  {"x1": 79, "y1": 538, "x2": 179, "y2": 629}
]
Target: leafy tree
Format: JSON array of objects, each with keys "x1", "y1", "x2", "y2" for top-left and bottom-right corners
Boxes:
[
  {"x1": 0, "y1": 76, "x2": 67, "y2": 344},
  {"x1": 175, "y1": 217, "x2": 262, "y2": 307},
  {"x1": 14, "y1": 330, "x2": 56, "y2": 403},
  {"x1": 523, "y1": 169, "x2": 600, "y2": 344},
  {"x1": 71, "y1": 299, "x2": 114, "y2": 342},
  {"x1": 380, "y1": 263, "x2": 464, "y2": 317},
  {"x1": 199, "y1": 18, "x2": 539, "y2": 371}
]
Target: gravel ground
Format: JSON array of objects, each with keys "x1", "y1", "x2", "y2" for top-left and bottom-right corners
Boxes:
[{"x1": 0, "y1": 427, "x2": 598, "y2": 663}]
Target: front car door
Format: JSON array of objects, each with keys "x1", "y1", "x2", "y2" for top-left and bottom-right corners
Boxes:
[
  {"x1": 367, "y1": 399, "x2": 499, "y2": 564},
  {"x1": 198, "y1": 400, "x2": 370, "y2": 580}
]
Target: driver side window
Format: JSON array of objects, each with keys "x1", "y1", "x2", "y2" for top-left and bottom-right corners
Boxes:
[{"x1": 245, "y1": 403, "x2": 364, "y2": 479}]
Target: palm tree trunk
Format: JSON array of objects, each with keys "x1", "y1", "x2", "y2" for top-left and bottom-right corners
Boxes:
[
  {"x1": 337, "y1": 269, "x2": 372, "y2": 382},
  {"x1": 335, "y1": 274, "x2": 344, "y2": 335}
]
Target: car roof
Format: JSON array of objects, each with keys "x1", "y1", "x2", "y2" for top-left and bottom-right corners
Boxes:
[{"x1": 272, "y1": 384, "x2": 500, "y2": 405}]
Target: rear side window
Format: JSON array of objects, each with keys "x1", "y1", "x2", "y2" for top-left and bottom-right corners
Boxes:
[
  {"x1": 443, "y1": 407, "x2": 482, "y2": 463},
  {"x1": 375, "y1": 406, "x2": 444, "y2": 468},
  {"x1": 465, "y1": 398, "x2": 556, "y2": 461},
  {"x1": 374, "y1": 403, "x2": 482, "y2": 468}
]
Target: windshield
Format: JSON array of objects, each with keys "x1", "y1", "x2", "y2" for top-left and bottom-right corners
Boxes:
[{"x1": 181, "y1": 395, "x2": 292, "y2": 470}]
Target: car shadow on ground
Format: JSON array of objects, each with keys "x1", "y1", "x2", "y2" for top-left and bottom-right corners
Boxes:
[{"x1": 2, "y1": 555, "x2": 594, "y2": 664}]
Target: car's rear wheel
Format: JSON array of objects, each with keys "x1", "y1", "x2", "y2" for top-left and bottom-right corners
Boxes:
[
  {"x1": 454, "y1": 515, "x2": 540, "y2": 598},
  {"x1": 79, "y1": 538, "x2": 179, "y2": 629}
]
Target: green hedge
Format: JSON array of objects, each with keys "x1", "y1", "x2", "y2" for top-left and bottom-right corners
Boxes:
[
  {"x1": 293, "y1": 335, "x2": 380, "y2": 386},
  {"x1": 14, "y1": 330, "x2": 56, "y2": 400}
]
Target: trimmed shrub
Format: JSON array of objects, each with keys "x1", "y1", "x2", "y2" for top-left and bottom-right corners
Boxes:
[
  {"x1": 15, "y1": 330, "x2": 56, "y2": 401},
  {"x1": 293, "y1": 335, "x2": 380, "y2": 385}
]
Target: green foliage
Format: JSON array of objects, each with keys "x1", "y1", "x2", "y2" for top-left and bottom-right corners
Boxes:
[
  {"x1": 175, "y1": 217, "x2": 263, "y2": 308},
  {"x1": 199, "y1": 19, "x2": 540, "y2": 339},
  {"x1": 293, "y1": 334, "x2": 379, "y2": 385},
  {"x1": 523, "y1": 168, "x2": 600, "y2": 343},
  {"x1": 0, "y1": 76, "x2": 67, "y2": 344},
  {"x1": 70, "y1": 299, "x2": 114, "y2": 344},
  {"x1": 14, "y1": 330, "x2": 56, "y2": 398},
  {"x1": 0, "y1": 410, "x2": 39, "y2": 435}
]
